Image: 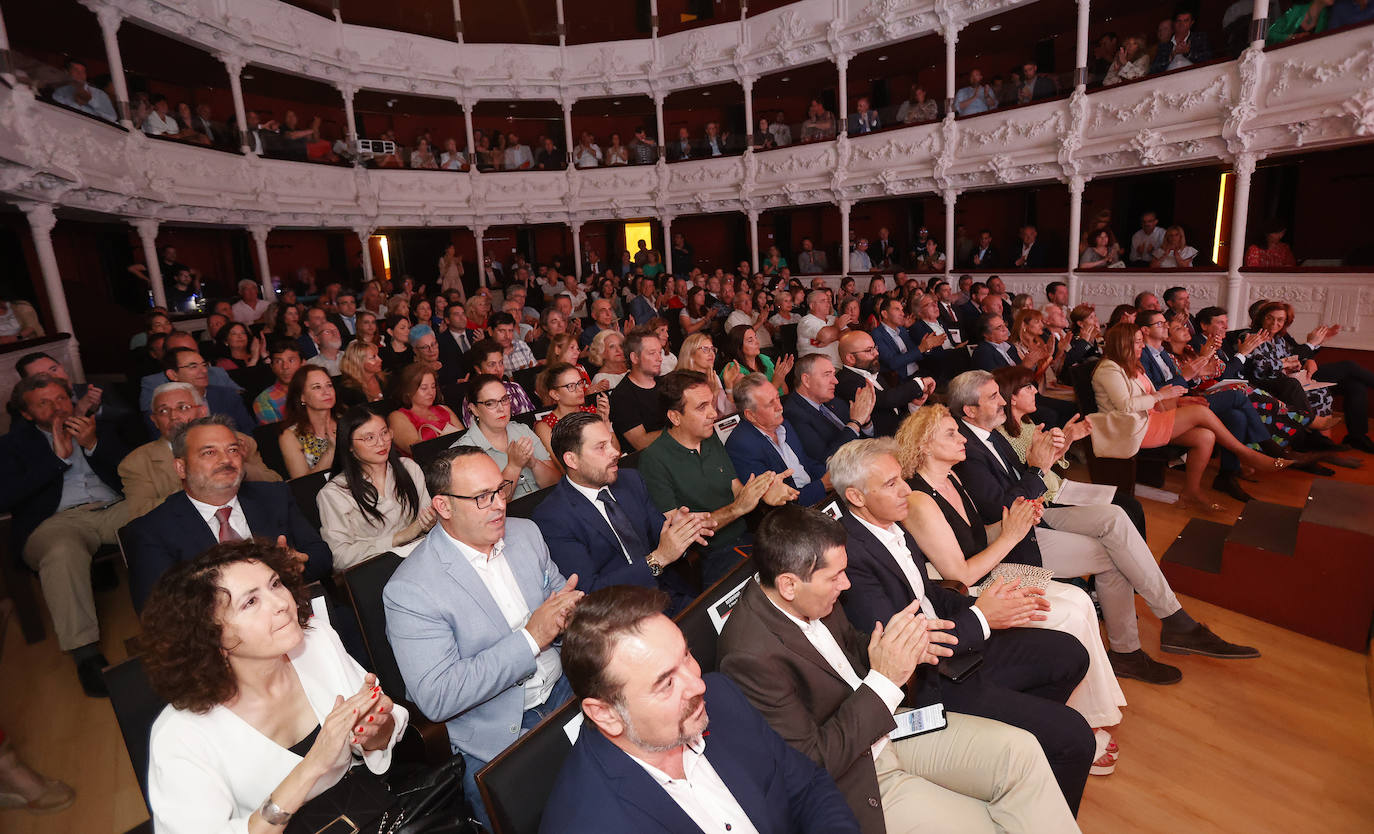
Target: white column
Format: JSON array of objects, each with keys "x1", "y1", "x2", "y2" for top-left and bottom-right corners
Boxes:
[
  {"x1": 836, "y1": 54, "x2": 849, "y2": 134},
  {"x1": 743, "y1": 76, "x2": 755, "y2": 146},
  {"x1": 0, "y1": 2, "x2": 14, "y2": 84},
  {"x1": 942, "y1": 189, "x2": 956, "y2": 277},
  {"x1": 571, "y1": 220, "x2": 583, "y2": 280},
  {"x1": 340, "y1": 83, "x2": 358, "y2": 148},
  {"x1": 562, "y1": 98, "x2": 576, "y2": 165},
  {"x1": 1065, "y1": 176, "x2": 1085, "y2": 305},
  {"x1": 653, "y1": 91, "x2": 666, "y2": 159},
  {"x1": 88, "y1": 4, "x2": 131, "y2": 128},
  {"x1": 1074, "y1": 0, "x2": 1091, "y2": 90},
  {"x1": 473, "y1": 225, "x2": 488, "y2": 289},
  {"x1": 461, "y1": 96, "x2": 477, "y2": 162},
  {"x1": 132, "y1": 218, "x2": 165, "y2": 309},
  {"x1": 22, "y1": 203, "x2": 85, "y2": 379},
  {"x1": 944, "y1": 26, "x2": 958, "y2": 114},
  {"x1": 661, "y1": 215, "x2": 674, "y2": 275},
  {"x1": 354, "y1": 227, "x2": 374, "y2": 286},
  {"x1": 1225, "y1": 154, "x2": 1256, "y2": 320},
  {"x1": 839, "y1": 199, "x2": 851, "y2": 275},
  {"x1": 220, "y1": 54, "x2": 250, "y2": 154},
  {"x1": 452, "y1": 0, "x2": 463, "y2": 43},
  {"x1": 249, "y1": 225, "x2": 274, "y2": 300},
  {"x1": 555, "y1": 0, "x2": 566, "y2": 46},
  {"x1": 1250, "y1": 0, "x2": 1269, "y2": 45},
  {"x1": 747, "y1": 209, "x2": 761, "y2": 274}
]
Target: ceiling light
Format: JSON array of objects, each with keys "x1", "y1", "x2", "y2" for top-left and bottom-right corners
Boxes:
[
  {"x1": 989, "y1": 24, "x2": 1002, "y2": 31},
  {"x1": 243, "y1": 73, "x2": 255, "y2": 80},
  {"x1": 702, "y1": 91, "x2": 711, "y2": 96},
  {"x1": 877, "y1": 55, "x2": 889, "y2": 62},
  {"x1": 508, "y1": 103, "x2": 517, "y2": 108},
  {"x1": 613, "y1": 100, "x2": 621, "y2": 105},
  {"x1": 780, "y1": 76, "x2": 790, "y2": 82}
]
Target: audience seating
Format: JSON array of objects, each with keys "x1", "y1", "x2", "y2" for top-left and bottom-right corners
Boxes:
[
  {"x1": 1070, "y1": 358, "x2": 1177, "y2": 495},
  {"x1": 505, "y1": 485, "x2": 551, "y2": 519},
  {"x1": 0, "y1": 512, "x2": 124, "y2": 645},
  {"x1": 288, "y1": 471, "x2": 330, "y2": 532},
  {"x1": 252, "y1": 421, "x2": 290, "y2": 480},
  {"x1": 102, "y1": 655, "x2": 163, "y2": 832},
  {"x1": 410, "y1": 433, "x2": 456, "y2": 472},
  {"x1": 674, "y1": 550, "x2": 756, "y2": 674}
]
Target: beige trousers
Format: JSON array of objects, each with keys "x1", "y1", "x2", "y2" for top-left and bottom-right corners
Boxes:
[
  {"x1": 22, "y1": 501, "x2": 130, "y2": 651},
  {"x1": 875, "y1": 711, "x2": 1080, "y2": 834}
]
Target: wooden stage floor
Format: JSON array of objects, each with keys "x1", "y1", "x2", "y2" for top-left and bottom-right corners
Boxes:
[{"x1": 2, "y1": 458, "x2": 1372, "y2": 833}]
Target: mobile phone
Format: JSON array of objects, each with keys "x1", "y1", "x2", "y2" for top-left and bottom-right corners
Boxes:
[{"x1": 889, "y1": 704, "x2": 947, "y2": 740}]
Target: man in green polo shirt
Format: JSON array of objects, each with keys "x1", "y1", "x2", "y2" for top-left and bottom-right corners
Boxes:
[{"x1": 637, "y1": 369, "x2": 799, "y2": 585}]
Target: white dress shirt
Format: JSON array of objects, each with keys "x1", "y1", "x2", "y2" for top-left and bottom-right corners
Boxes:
[
  {"x1": 628, "y1": 736, "x2": 762, "y2": 834},
  {"x1": 853, "y1": 516, "x2": 991, "y2": 639},
  {"x1": 962, "y1": 421, "x2": 1012, "y2": 476},
  {"x1": 144, "y1": 111, "x2": 180, "y2": 137},
  {"x1": 187, "y1": 494, "x2": 251, "y2": 541},
  {"x1": 763, "y1": 591, "x2": 903, "y2": 760},
  {"x1": 797, "y1": 313, "x2": 840, "y2": 364},
  {"x1": 439, "y1": 527, "x2": 560, "y2": 709}
]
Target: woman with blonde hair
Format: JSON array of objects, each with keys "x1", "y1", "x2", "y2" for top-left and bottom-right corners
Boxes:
[
  {"x1": 1149, "y1": 225, "x2": 1197, "y2": 268},
  {"x1": 894, "y1": 405, "x2": 1126, "y2": 773},
  {"x1": 336, "y1": 340, "x2": 387, "y2": 406},
  {"x1": 678, "y1": 332, "x2": 736, "y2": 417},
  {"x1": 588, "y1": 330, "x2": 629, "y2": 389}
]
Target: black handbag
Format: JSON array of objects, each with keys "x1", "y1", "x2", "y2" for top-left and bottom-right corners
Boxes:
[
  {"x1": 285, "y1": 765, "x2": 395, "y2": 834},
  {"x1": 286, "y1": 755, "x2": 478, "y2": 834}
]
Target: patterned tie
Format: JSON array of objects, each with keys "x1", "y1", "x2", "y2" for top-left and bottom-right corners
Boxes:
[
  {"x1": 816, "y1": 401, "x2": 848, "y2": 430},
  {"x1": 215, "y1": 506, "x2": 242, "y2": 543},
  {"x1": 598, "y1": 488, "x2": 649, "y2": 565}
]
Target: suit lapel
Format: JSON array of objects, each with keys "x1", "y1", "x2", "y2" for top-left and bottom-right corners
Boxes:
[
  {"x1": 576, "y1": 481, "x2": 627, "y2": 557},
  {"x1": 740, "y1": 584, "x2": 848, "y2": 688},
  {"x1": 842, "y1": 512, "x2": 919, "y2": 602},
  {"x1": 237, "y1": 483, "x2": 276, "y2": 538},
  {"x1": 583, "y1": 725, "x2": 706, "y2": 833},
  {"x1": 703, "y1": 741, "x2": 775, "y2": 834},
  {"x1": 171, "y1": 492, "x2": 216, "y2": 552},
  {"x1": 434, "y1": 537, "x2": 510, "y2": 629}
]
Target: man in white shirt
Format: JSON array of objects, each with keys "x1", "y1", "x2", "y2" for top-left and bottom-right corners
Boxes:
[
  {"x1": 383, "y1": 447, "x2": 583, "y2": 830},
  {"x1": 718, "y1": 503, "x2": 1082, "y2": 831},
  {"x1": 797, "y1": 289, "x2": 848, "y2": 365},
  {"x1": 544, "y1": 584, "x2": 863, "y2": 833},
  {"x1": 231, "y1": 279, "x2": 271, "y2": 324},
  {"x1": 850, "y1": 238, "x2": 874, "y2": 272},
  {"x1": 502, "y1": 132, "x2": 534, "y2": 170},
  {"x1": 306, "y1": 322, "x2": 344, "y2": 376},
  {"x1": 51, "y1": 59, "x2": 117, "y2": 122},
  {"x1": 142, "y1": 94, "x2": 181, "y2": 137},
  {"x1": 1128, "y1": 212, "x2": 1166, "y2": 265}
]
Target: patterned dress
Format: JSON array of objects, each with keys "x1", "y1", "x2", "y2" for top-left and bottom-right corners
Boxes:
[{"x1": 1246, "y1": 333, "x2": 1332, "y2": 418}]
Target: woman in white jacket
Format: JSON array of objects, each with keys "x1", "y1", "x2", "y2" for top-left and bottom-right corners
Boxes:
[{"x1": 143, "y1": 540, "x2": 408, "y2": 833}]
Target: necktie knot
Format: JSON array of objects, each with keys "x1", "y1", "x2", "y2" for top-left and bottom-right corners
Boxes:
[{"x1": 215, "y1": 506, "x2": 241, "y2": 543}]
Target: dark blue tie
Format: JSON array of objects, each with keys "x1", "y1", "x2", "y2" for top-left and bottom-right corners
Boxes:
[
  {"x1": 816, "y1": 401, "x2": 847, "y2": 430},
  {"x1": 598, "y1": 488, "x2": 649, "y2": 565}
]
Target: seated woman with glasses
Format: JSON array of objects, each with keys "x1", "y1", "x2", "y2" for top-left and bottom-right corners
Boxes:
[
  {"x1": 143, "y1": 540, "x2": 408, "y2": 833},
  {"x1": 317, "y1": 406, "x2": 435, "y2": 568},
  {"x1": 387, "y1": 363, "x2": 460, "y2": 455},
  {"x1": 534, "y1": 362, "x2": 614, "y2": 467},
  {"x1": 678, "y1": 332, "x2": 735, "y2": 417},
  {"x1": 455, "y1": 374, "x2": 559, "y2": 500},
  {"x1": 279, "y1": 366, "x2": 339, "y2": 478}
]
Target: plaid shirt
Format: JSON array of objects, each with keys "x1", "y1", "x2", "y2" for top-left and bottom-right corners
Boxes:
[{"x1": 503, "y1": 340, "x2": 536, "y2": 374}]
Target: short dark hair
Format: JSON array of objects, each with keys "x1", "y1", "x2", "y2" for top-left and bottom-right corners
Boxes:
[
  {"x1": 550, "y1": 410, "x2": 604, "y2": 464},
  {"x1": 1195, "y1": 306, "x2": 1227, "y2": 327},
  {"x1": 170, "y1": 414, "x2": 236, "y2": 459},
  {"x1": 561, "y1": 585, "x2": 671, "y2": 704},
  {"x1": 10, "y1": 373, "x2": 70, "y2": 415},
  {"x1": 1162, "y1": 286, "x2": 1188, "y2": 305},
  {"x1": 1137, "y1": 309, "x2": 1165, "y2": 328},
  {"x1": 142, "y1": 541, "x2": 312, "y2": 713},
  {"x1": 754, "y1": 505, "x2": 847, "y2": 586},
  {"x1": 1045, "y1": 281, "x2": 1067, "y2": 300},
  {"x1": 977, "y1": 312, "x2": 1003, "y2": 338},
  {"x1": 423, "y1": 444, "x2": 491, "y2": 499},
  {"x1": 876, "y1": 296, "x2": 902, "y2": 317},
  {"x1": 658, "y1": 369, "x2": 709, "y2": 415},
  {"x1": 267, "y1": 338, "x2": 301, "y2": 360},
  {"x1": 466, "y1": 338, "x2": 502, "y2": 368},
  {"x1": 624, "y1": 326, "x2": 658, "y2": 363},
  {"x1": 16, "y1": 352, "x2": 55, "y2": 377},
  {"x1": 162, "y1": 346, "x2": 201, "y2": 373},
  {"x1": 489, "y1": 311, "x2": 517, "y2": 330},
  {"x1": 1132, "y1": 291, "x2": 1157, "y2": 308}
]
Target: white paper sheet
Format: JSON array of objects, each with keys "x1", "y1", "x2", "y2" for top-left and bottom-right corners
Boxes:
[{"x1": 1053, "y1": 480, "x2": 1118, "y2": 506}]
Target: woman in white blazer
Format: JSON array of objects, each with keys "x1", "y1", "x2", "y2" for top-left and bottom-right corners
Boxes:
[
  {"x1": 1089, "y1": 323, "x2": 1288, "y2": 510},
  {"x1": 142, "y1": 541, "x2": 408, "y2": 833}
]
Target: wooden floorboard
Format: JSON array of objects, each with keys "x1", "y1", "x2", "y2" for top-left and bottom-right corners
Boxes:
[{"x1": 2, "y1": 455, "x2": 1372, "y2": 833}]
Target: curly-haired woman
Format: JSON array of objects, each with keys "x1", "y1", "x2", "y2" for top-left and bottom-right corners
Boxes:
[{"x1": 144, "y1": 541, "x2": 408, "y2": 833}]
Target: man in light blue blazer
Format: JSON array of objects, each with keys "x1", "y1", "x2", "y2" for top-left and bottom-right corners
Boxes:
[{"x1": 383, "y1": 445, "x2": 584, "y2": 828}]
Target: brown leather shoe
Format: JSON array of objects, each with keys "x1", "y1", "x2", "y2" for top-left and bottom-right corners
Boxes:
[
  {"x1": 1160, "y1": 624, "x2": 1261, "y2": 659},
  {"x1": 1107, "y1": 649, "x2": 1182, "y2": 685}
]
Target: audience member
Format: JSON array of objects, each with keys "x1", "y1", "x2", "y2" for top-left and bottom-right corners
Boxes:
[
  {"x1": 849, "y1": 97, "x2": 881, "y2": 134},
  {"x1": 278, "y1": 366, "x2": 338, "y2": 478},
  {"x1": 252, "y1": 339, "x2": 303, "y2": 424},
  {"x1": 230, "y1": 280, "x2": 270, "y2": 324},
  {"x1": 143, "y1": 541, "x2": 406, "y2": 832},
  {"x1": 1079, "y1": 230, "x2": 1124, "y2": 269},
  {"x1": 609, "y1": 330, "x2": 668, "y2": 450},
  {"x1": 835, "y1": 330, "x2": 933, "y2": 437},
  {"x1": 124, "y1": 415, "x2": 332, "y2": 611},
  {"x1": 725, "y1": 373, "x2": 828, "y2": 505},
  {"x1": 545, "y1": 585, "x2": 861, "y2": 833},
  {"x1": 896, "y1": 84, "x2": 939, "y2": 124},
  {"x1": 1017, "y1": 62, "x2": 1059, "y2": 103},
  {"x1": 50, "y1": 58, "x2": 116, "y2": 121},
  {"x1": 677, "y1": 333, "x2": 736, "y2": 418},
  {"x1": 1243, "y1": 221, "x2": 1298, "y2": 267},
  {"x1": 627, "y1": 125, "x2": 656, "y2": 164},
  {"x1": 798, "y1": 289, "x2": 847, "y2": 365},
  {"x1": 796, "y1": 237, "x2": 829, "y2": 274},
  {"x1": 534, "y1": 136, "x2": 565, "y2": 170},
  {"x1": 1104, "y1": 35, "x2": 1152, "y2": 85},
  {"x1": 955, "y1": 69, "x2": 999, "y2": 116},
  {"x1": 783, "y1": 353, "x2": 877, "y2": 464},
  {"x1": 456, "y1": 374, "x2": 558, "y2": 499},
  {"x1": 383, "y1": 446, "x2": 582, "y2": 828},
  {"x1": 502, "y1": 133, "x2": 534, "y2": 170},
  {"x1": 1150, "y1": 225, "x2": 1198, "y2": 268},
  {"x1": 668, "y1": 127, "x2": 694, "y2": 161},
  {"x1": 1150, "y1": 8, "x2": 1213, "y2": 73},
  {"x1": 801, "y1": 98, "x2": 838, "y2": 142},
  {"x1": 459, "y1": 340, "x2": 537, "y2": 424},
  {"x1": 968, "y1": 230, "x2": 999, "y2": 269}
]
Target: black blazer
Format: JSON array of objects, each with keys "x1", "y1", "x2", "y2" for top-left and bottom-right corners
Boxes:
[
  {"x1": 782, "y1": 392, "x2": 863, "y2": 465},
  {"x1": 1013, "y1": 241, "x2": 1052, "y2": 269},
  {"x1": 125, "y1": 480, "x2": 332, "y2": 610},
  {"x1": 951, "y1": 419, "x2": 1048, "y2": 526},
  {"x1": 972, "y1": 341, "x2": 1019, "y2": 371},
  {"x1": 0, "y1": 418, "x2": 127, "y2": 555},
  {"x1": 834, "y1": 367, "x2": 926, "y2": 438},
  {"x1": 436, "y1": 329, "x2": 471, "y2": 386}
]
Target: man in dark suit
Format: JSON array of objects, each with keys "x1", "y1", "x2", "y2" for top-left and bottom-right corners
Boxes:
[
  {"x1": 718, "y1": 504, "x2": 1083, "y2": 829},
  {"x1": 124, "y1": 415, "x2": 332, "y2": 610},
  {"x1": 784, "y1": 354, "x2": 878, "y2": 466},
  {"x1": 971, "y1": 314, "x2": 1022, "y2": 371},
  {"x1": 945, "y1": 371, "x2": 1259, "y2": 687},
  {"x1": 872, "y1": 297, "x2": 943, "y2": 380},
  {"x1": 967, "y1": 229, "x2": 998, "y2": 269},
  {"x1": 668, "y1": 127, "x2": 694, "y2": 161},
  {"x1": 726, "y1": 374, "x2": 829, "y2": 506},
  {"x1": 532, "y1": 412, "x2": 705, "y2": 614},
  {"x1": 1149, "y1": 9, "x2": 1212, "y2": 74},
  {"x1": 437, "y1": 303, "x2": 473, "y2": 385},
  {"x1": 1012, "y1": 225, "x2": 1052, "y2": 269},
  {"x1": 158, "y1": 348, "x2": 256, "y2": 434},
  {"x1": 0, "y1": 374, "x2": 130, "y2": 695},
  {"x1": 835, "y1": 331, "x2": 933, "y2": 437},
  {"x1": 954, "y1": 282, "x2": 987, "y2": 335},
  {"x1": 542, "y1": 585, "x2": 862, "y2": 834}
]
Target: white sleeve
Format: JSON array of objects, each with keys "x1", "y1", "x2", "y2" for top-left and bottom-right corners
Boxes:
[
  {"x1": 148, "y1": 717, "x2": 252, "y2": 834},
  {"x1": 321, "y1": 623, "x2": 410, "y2": 774}
]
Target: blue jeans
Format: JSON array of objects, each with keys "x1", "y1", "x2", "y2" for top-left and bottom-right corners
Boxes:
[{"x1": 459, "y1": 675, "x2": 575, "y2": 830}]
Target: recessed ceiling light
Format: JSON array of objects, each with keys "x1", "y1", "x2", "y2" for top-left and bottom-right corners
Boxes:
[
  {"x1": 780, "y1": 76, "x2": 790, "y2": 82},
  {"x1": 243, "y1": 73, "x2": 255, "y2": 80},
  {"x1": 989, "y1": 24, "x2": 1002, "y2": 31},
  {"x1": 613, "y1": 100, "x2": 621, "y2": 105},
  {"x1": 877, "y1": 55, "x2": 889, "y2": 62},
  {"x1": 702, "y1": 91, "x2": 711, "y2": 96},
  {"x1": 508, "y1": 103, "x2": 517, "y2": 108}
]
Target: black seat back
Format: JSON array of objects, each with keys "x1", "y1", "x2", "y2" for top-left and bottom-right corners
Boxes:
[
  {"x1": 341, "y1": 552, "x2": 408, "y2": 699},
  {"x1": 289, "y1": 471, "x2": 330, "y2": 532},
  {"x1": 252, "y1": 421, "x2": 290, "y2": 479},
  {"x1": 411, "y1": 434, "x2": 458, "y2": 473},
  {"x1": 103, "y1": 656, "x2": 167, "y2": 815},
  {"x1": 505, "y1": 486, "x2": 551, "y2": 519},
  {"x1": 1072, "y1": 358, "x2": 1101, "y2": 416},
  {"x1": 475, "y1": 699, "x2": 581, "y2": 834},
  {"x1": 673, "y1": 551, "x2": 756, "y2": 674},
  {"x1": 777, "y1": 322, "x2": 799, "y2": 357}
]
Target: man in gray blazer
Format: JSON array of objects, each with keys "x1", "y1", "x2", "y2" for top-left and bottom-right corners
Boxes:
[{"x1": 383, "y1": 446, "x2": 584, "y2": 828}]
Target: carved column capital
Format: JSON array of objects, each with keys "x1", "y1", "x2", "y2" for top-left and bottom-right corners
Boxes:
[
  {"x1": 21, "y1": 202, "x2": 57, "y2": 235},
  {"x1": 247, "y1": 224, "x2": 271, "y2": 244},
  {"x1": 1232, "y1": 151, "x2": 1258, "y2": 178},
  {"x1": 217, "y1": 52, "x2": 245, "y2": 77},
  {"x1": 82, "y1": 1, "x2": 123, "y2": 34},
  {"x1": 130, "y1": 217, "x2": 160, "y2": 240}
]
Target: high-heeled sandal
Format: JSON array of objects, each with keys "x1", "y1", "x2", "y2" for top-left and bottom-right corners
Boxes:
[
  {"x1": 1091, "y1": 730, "x2": 1118, "y2": 775},
  {"x1": 1272, "y1": 457, "x2": 1291, "y2": 470},
  {"x1": 1094, "y1": 728, "x2": 1119, "y2": 756},
  {"x1": 1179, "y1": 493, "x2": 1224, "y2": 513}
]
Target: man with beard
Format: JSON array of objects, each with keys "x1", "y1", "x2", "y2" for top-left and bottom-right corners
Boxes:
[
  {"x1": 834, "y1": 331, "x2": 933, "y2": 437},
  {"x1": 542, "y1": 584, "x2": 861, "y2": 834},
  {"x1": 532, "y1": 412, "x2": 711, "y2": 615},
  {"x1": 118, "y1": 382, "x2": 280, "y2": 521},
  {"x1": 123, "y1": 414, "x2": 332, "y2": 611}
]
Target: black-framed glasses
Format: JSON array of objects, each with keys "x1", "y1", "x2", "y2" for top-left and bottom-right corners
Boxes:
[
  {"x1": 474, "y1": 394, "x2": 512, "y2": 409},
  {"x1": 438, "y1": 480, "x2": 513, "y2": 509},
  {"x1": 555, "y1": 379, "x2": 589, "y2": 392}
]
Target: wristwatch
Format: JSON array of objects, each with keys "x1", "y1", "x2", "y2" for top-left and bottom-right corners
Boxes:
[
  {"x1": 646, "y1": 552, "x2": 664, "y2": 577},
  {"x1": 258, "y1": 795, "x2": 293, "y2": 826}
]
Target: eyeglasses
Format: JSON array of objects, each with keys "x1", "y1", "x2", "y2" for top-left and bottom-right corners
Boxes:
[
  {"x1": 474, "y1": 394, "x2": 512, "y2": 409},
  {"x1": 355, "y1": 428, "x2": 392, "y2": 446},
  {"x1": 153, "y1": 403, "x2": 198, "y2": 417},
  {"x1": 697, "y1": 345, "x2": 717, "y2": 354},
  {"x1": 438, "y1": 480, "x2": 513, "y2": 509},
  {"x1": 177, "y1": 361, "x2": 209, "y2": 371},
  {"x1": 555, "y1": 379, "x2": 589, "y2": 392}
]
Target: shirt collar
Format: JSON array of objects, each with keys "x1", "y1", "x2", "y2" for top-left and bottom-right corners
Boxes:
[
  {"x1": 186, "y1": 492, "x2": 243, "y2": 522},
  {"x1": 437, "y1": 521, "x2": 505, "y2": 566},
  {"x1": 853, "y1": 513, "x2": 906, "y2": 551},
  {"x1": 627, "y1": 735, "x2": 708, "y2": 785},
  {"x1": 963, "y1": 421, "x2": 994, "y2": 443},
  {"x1": 565, "y1": 476, "x2": 606, "y2": 506},
  {"x1": 846, "y1": 364, "x2": 878, "y2": 384},
  {"x1": 763, "y1": 582, "x2": 820, "y2": 629}
]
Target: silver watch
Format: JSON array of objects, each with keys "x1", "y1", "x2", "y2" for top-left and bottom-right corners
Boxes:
[{"x1": 258, "y1": 794, "x2": 293, "y2": 826}]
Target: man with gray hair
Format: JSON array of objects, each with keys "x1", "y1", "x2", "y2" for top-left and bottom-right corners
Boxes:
[
  {"x1": 230, "y1": 278, "x2": 270, "y2": 324},
  {"x1": 0, "y1": 373, "x2": 130, "y2": 696},
  {"x1": 725, "y1": 373, "x2": 828, "y2": 505},
  {"x1": 118, "y1": 382, "x2": 280, "y2": 521},
  {"x1": 946, "y1": 370, "x2": 1259, "y2": 686},
  {"x1": 783, "y1": 353, "x2": 877, "y2": 465},
  {"x1": 797, "y1": 289, "x2": 849, "y2": 365}
]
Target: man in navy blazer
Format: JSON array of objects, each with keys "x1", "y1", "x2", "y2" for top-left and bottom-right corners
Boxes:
[
  {"x1": 872, "y1": 297, "x2": 942, "y2": 380},
  {"x1": 542, "y1": 585, "x2": 860, "y2": 834},
  {"x1": 835, "y1": 331, "x2": 933, "y2": 438},
  {"x1": 531, "y1": 412, "x2": 704, "y2": 614},
  {"x1": 124, "y1": 416, "x2": 331, "y2": 610},
  {"x1": 783, "y1": 354, "x2": 877, "y2": 465},
  {"x1": 726, "y1": 375, "x2": 829, "y2": 506},
  {"x1": 971, "y1": 313, "x2": 1022, "y2": 371}
]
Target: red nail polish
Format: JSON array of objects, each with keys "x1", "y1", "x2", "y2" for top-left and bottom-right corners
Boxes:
[
  {"x1": 367, "y1": 716, "x2": 374, "y2": 723},
  {"x1": 356, "y1": 725, "x2": 363, "y2": 733}
]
